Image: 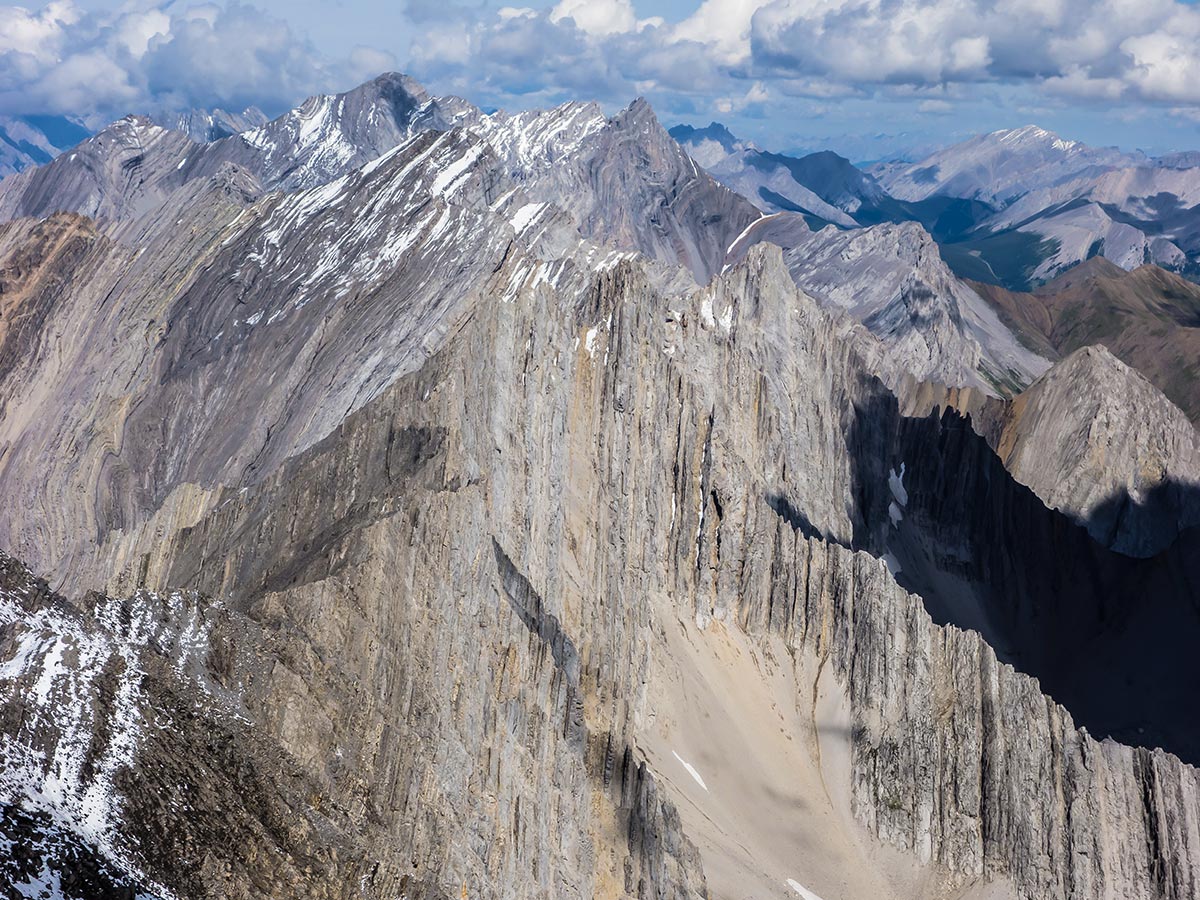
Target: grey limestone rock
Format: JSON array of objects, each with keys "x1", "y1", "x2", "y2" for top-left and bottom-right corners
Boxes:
[{"x1": 0, "y1": 80, "x2": 1197, "y2": 900}]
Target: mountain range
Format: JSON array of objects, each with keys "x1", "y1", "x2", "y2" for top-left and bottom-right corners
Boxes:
[
  {"x1": 673, "y1": 120, "x2": 1200, "y2": 290},
  {"x1": 0, "y1": 115, "x2": 92, "y2": 179},
  {"x1": 0, "y1": 72, "x2": 1198, "y2": 900}
]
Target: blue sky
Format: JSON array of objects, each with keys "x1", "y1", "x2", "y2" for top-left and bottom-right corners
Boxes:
[{"x1": 5, "y1": 0, "x2": 1200, "y2": 160}]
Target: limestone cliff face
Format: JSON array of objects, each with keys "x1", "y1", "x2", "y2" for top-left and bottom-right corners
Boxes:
[
  {"x1": 1, "y1": 232, "x2": 1198, "y2": 899},
  {"x1": 1, "y1": 83, "x2": 1199, "y2": 900}
]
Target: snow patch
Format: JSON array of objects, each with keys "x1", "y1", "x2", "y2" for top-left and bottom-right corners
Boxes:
[
  {"x1": 430, "y1": 144, "x2": 484, "y2": 197},
  {"x1": 888, "y1": 501, "x2": 903, "y2": 526},
  {"x1": 724, "y1": 212, "x2": 769, "y2": 257},
  {"x1": 787, "y1": 879, "x2": 826, "y2": 900},
  {"x1": 671, "y1": 751, "x2": 708, "y2": 791},
  {"x1": 881, "y1": 552, "x2": 902, "y2": 576},
  {"x1": 717, "y1": 302, "x2": 734, "y2": 332},
  {"x1": 509, "y1": 202, "x2": 546, "y2": 233},
  {"x1": 888, "y1": 463, "x2": 908, "y2": 507}
]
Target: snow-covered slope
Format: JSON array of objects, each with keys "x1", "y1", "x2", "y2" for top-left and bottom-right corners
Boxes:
[
  {"x1": 0, "y1": 77, "x2": 756, "y2": 283},
  {"x1": 877, "y1": 125, "x2": 1142, "y2": 205},
  {"x1": 471, "y1": 101, "x2": 608, "y2": 179},
  {"x1": 190, "y1": 72, "x2": 477, "y2": 192}
]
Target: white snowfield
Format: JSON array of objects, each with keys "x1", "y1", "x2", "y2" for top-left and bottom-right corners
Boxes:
[
  {"x1": 787, "y1": 878, "x2": 827, "y2": 900},
  {"x1": 888, "y1": 463, "x2": 908, "y2": 507},
  {"x1": 672, "y1": 750, "x2": 709, "y2": 791}
]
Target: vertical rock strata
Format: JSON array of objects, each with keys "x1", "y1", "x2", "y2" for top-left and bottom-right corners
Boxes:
[{"x1": 1, "y1": 237, "x2": 1196, "y2": 898}]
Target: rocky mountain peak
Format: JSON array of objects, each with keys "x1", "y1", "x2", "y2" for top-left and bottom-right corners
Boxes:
[
  {"x1": 363, "y1": 70, "x2": 432, "y2": 102},
  {"x1": 612, "y1": 96, "x2": 659, "y2": 130},
  {"x1": 669, "y1": 120, "x2": 742, "y2": 150},
  {"x1": 987, "y1": 343, "x2": 1200, "y2": 555}
]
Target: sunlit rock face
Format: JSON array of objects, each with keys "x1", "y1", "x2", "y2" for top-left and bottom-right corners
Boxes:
[{"x1": 1, "y1": 74, "x2": 1199, "y2": 900}]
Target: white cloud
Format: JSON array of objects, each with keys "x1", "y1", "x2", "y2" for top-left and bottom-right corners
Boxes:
[
  {"x1": 550, "y1": 0, "x2": 638, "y2": 36},
  {"x1": 1121, "y1": 30, "x2": 1200, "y2": 103},
  {"x1": 5, "y1": 0, "x2": 1200, "y2": 143},
  {"x1": 918, "y1": 99, "x2": 953, "y2": 114},
  {"x1": 672, "y1": 0, "x2": 764, "y2": 65},
  {"x1": 714, "y1": 79, "x2": 769, "y2": 114},
  {"x1": 0, "y1": 1, "x2": 394, "y2": 117},
  {"x1": 736, "y1": 0, "x2": 1200, "y2": 108},
  {"x1": 114, "y1": 10, "x2": 171, "y2": 59},
  {"x1": 0, "y1": 1, "x2": 78, "y2": 62}
]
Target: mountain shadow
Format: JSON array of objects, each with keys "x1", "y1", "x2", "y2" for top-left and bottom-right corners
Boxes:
[{"x1": 843, "y1": 384, "x2": 1200, "y2": 765}]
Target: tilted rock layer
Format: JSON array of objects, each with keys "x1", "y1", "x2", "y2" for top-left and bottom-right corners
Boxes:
[{"x1": 0, "y1": 76, "x2": 1198, "y2": 900}]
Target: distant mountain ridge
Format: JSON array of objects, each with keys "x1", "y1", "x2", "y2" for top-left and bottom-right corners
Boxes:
[
  {"x1": 970, "y1": 256, "x2": 1200, "y2": 422},
  {"x1": 8, "y1": 97, "x2": 1200, "y2": 294},
  {"x1": 0, "y1": 115, "x2": 92, "y2": 178},
  {"x1": 676, "y1": 119, "x2": 1200, "y2": 290},
  {"x1": 874, "y1": 124, "x2": 1145, "y2": 206},
  {"x1": 152, "y1": 106, "x2": 269, "y2": 142}
]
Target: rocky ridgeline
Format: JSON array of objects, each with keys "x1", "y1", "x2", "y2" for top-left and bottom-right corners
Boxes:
[{"x1": 0, "y1": 73, "x2": 1198, "y2": 900}]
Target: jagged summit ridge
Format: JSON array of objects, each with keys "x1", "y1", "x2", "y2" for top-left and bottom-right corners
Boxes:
[
  {"x1": 725, "y1": 213, "x2": 1050, "y2": 392},
  {"x1": 153, "y1": 106, "x2": 269, "y2": 143}
]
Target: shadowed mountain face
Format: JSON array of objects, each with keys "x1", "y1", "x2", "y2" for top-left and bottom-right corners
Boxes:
[
  {"x1": 2, "y1": 73, "x2": 1200, "y2": 900},
  {"x1": 928, "y1": 346, "x2": 1200, "y2": 558},
  {"x1": 971, "y1": 257, "x2": 1200, "y2": 422},
  {"x1": 844, "y1": 391, "x2": 1200, "y2": 763}
]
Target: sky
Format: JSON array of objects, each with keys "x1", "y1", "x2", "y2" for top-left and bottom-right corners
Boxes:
[{"x1": 5, "y1": 0, "x2": 1200, "y2": 160}]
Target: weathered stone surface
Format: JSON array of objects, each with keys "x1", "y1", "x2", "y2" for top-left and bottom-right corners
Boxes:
[{"x1": 0, "y1": 81, "x2": 1198, "y2": 900}]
